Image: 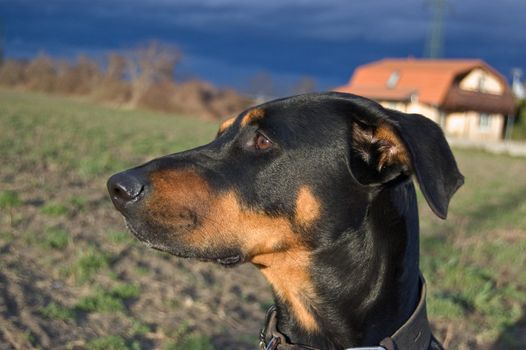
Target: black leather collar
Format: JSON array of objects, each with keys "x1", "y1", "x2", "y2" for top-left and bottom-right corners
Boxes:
[{"x1": 259, "y1": 274, "x2": 432, "y2": 350}]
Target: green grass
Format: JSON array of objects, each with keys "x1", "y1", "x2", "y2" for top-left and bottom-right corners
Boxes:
[
  {"x1": 75, "y1": 292, "x2": 125, "y2": 313},
  {"x1": 130, "y1": 319, "x2": 151, "y2": 336},
  {"x1": 0, "y1": 89, "x2": 217, "y2": 179},
  {"x1": 0, "y1": 190, "x2": 22, "y2": 209},
  {"x1": 418, "y1": 148, "x2": 526, "y2": 344},
  {"x1": 40, "y1": 202, "x2": 70, "y2": 217},
  {"x1": 67, "y1": 246, "x2": 110, "y2": 283},
  {"x1": 42, "y1": 228, "x2": 70, "y2": 249},
  {"x1": 1, "y1": 89, "x2": 525, "y2": 348},
  {"x1": 86, "y1": 335, "x2": 129, "y2": 350},
  {"x1": 163, "y1": 335, "x2": 215, "y2": 350},
  {"x1": 110, "y1": 283, "x2": 141, "y2": 299},
  {"x1": 69, "y1": 195, "x2": 87, "y2": 210},
  {"x1": 40, "y1": 302, "x2": 74, "y2": 320},
  {"x1": 108, "y1": 230, "x2": 134, "y2": 245},
  {"x1": 75, "y1": 283, "x2": 140, "y2": 312},
  {"x1": 75, "y1": 283, "x2": 141, "y2": 313},
  {"x1": 0, "y1": 90, "x2": 221, "y2": 349}
]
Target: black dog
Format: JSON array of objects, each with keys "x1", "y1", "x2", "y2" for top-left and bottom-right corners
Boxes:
[{"x1": 108, "y1": 92, "x2": 463, "y2": 349}]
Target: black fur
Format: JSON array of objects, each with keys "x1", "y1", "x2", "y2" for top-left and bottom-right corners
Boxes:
[{"x1": 108, "y1": 92, "x2": 463, "y2": 349}]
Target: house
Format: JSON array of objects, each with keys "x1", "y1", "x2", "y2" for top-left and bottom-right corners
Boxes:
[{"x1": 335, "y1": 58, "x2": 516, "y2": 141}]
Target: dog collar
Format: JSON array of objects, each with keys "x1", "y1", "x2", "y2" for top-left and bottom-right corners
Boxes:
[{"x1": 259, "y1": 274, "x2": 432, "y2": 350}]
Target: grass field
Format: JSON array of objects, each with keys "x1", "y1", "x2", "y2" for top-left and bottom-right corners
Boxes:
[{"x1": 1, "y1": 89, "x2": 525, "y2": 349}]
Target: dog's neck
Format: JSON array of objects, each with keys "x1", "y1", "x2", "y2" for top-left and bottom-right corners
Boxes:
[{"x1": 267, "y1": 180, "x2": 421, "y2": 349}]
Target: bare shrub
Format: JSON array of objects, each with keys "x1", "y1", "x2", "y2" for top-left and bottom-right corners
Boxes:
[
  {"x1": 92, "y1": 79, "x2": 132, "y2": 105},
  {"x1": 54, "y1": 60, "x2": 75, "y2": 93},
  {"x1": 169, "y1": 80, "x2": 252, "y2": 119},
  {"x1": 0, "y1": 59, "x2": 28, "y2": 86},
  {"x1": 2, "y1": 43, "x2": 253, "y2": 119},
  {"x1": 136, "y1": 79, "x2": 252, "y2": 119},
  {"x1": 91, "y1": 53, "x2": 131, "y2": 104},
  {"x1": 25, "y1": 54, "x2": 56, "y2": 92},
  {"x1": 55, "y1": 55, "x2": 102, "y2": 94},
  {"x1": 137, "y1": 81, "x2": 178, "y2": 113},
  {"x1": 208, "y1": 86, "x2": 254, "y2": 119},
  {"x1": 126, "y1": 41, "x2": 182, "y2": 106}
]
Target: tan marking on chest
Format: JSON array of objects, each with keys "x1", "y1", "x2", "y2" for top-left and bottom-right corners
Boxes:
[{"x1": 254, "y1": 250, "x2": 319, "y2": 332}]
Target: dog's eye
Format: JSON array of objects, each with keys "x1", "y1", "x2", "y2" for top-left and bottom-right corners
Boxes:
[{"x1": 254, "y1": 133, "x2": 272, "y2": 151}]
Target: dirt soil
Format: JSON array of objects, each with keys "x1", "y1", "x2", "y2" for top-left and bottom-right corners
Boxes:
[
  {"x1": 2, "y1": 90, "x2": 525, "y2": 350},
  {"x1": 0, "y1": 163, "x2": 273, "y2": 349}
]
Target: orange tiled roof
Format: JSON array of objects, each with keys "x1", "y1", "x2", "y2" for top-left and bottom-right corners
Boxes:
[
  {"x1": 342, "y1": 86, "x2": 416, "y2": 101},
  {"x1": 334, "y1": 58, "x2": 509, "y2": 106}
]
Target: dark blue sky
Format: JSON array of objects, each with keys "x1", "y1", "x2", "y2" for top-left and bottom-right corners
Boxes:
[{"x1": 1, "y1": 0, "x2": 525, "y2": 92}]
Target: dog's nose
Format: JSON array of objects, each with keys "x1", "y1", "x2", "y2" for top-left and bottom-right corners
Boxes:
[{"x1": 107, "y1": 171, "x2": 146, "y2": 210}]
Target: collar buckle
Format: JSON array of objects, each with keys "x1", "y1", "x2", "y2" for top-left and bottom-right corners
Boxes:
[{"x1": 259, "y1": 335, "x2": 281, "y2": 350}]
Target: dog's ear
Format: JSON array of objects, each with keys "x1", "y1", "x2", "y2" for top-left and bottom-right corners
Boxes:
[{"x1": 350, "y1": 109, "x2": 464, "y2": 219}]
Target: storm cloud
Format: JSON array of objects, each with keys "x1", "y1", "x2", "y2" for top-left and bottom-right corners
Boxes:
[{"x1": 1, "y1": 0, "x2": 525, "y2": 90}]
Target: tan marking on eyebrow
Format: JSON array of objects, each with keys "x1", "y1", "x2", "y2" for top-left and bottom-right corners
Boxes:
[
  {"x1": 241, "y1": 108, "x2": 265, "y2": 127},
  {"x1": 217, "y1": 117, "x2": 236, "y2": 135}
]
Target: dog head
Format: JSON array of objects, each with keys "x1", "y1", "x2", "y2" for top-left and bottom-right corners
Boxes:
[{"x1": 107, "y1": 92, "x2": 463, "y2": 266}]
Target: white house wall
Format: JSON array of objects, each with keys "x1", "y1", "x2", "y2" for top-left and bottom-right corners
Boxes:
[
  {"x1": 459, "y1": 68, "x2": 504, "y2": 95},
  {"x1": 446, "y1": 111, "x2": 504, "y2": 141},
  {"x1": 378, "y1": 101, "x2": 439, "y2": 123},
  {"x1": 406, "y1": 102, "x2": 440, "y2": 123},
  {"x1": 378, "y1": 100, "x2": 504, "y2": 141}
]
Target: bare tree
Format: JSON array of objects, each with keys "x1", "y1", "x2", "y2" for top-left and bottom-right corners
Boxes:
[
  {"x1": 106, "y1": 53, "x2": 126, "y2": 81},
  {"x1": 125, "y1": 41, "x2": 181, "y2": 106}
]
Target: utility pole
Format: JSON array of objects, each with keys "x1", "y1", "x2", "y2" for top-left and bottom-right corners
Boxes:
[
  {"x1": 512, "y1": 68, "x2": 525, "y2": 100},
  {"x1": 425, "y1": 0, "x2": 447, "y2": 58},
  {"x1": 507, "y1": 68, "x2": 526, "y2": 141}
]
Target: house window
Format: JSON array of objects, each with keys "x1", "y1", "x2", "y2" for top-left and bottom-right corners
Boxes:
[
  {"x1": 479, "y1": 113, "x2": 491, "y2": 131},
  {"x1": 387, "y1": 71, "x2": 400, "y2": 89}
]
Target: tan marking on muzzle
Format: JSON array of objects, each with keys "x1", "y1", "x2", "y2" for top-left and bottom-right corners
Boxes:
[
  {"x1": 146, "y1": 170, "x2": 211, "y2": 229},
  {"x1": 145, "y1": 169, "x2": 319, "y2": 332}
]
